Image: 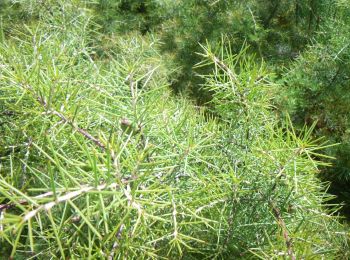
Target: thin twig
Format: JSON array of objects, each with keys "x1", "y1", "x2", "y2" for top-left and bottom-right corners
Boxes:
[
  {"x1": 126, "y1": 72, "x2": 137, "y2": 108},
  {"x1": 264, "y1": 148, "x2": 302, "y2": 260},
  {"x1": 212, "y1": 55, "x2": 239, "y2": 96},
  {"x1": 51, "y1": 110, "x2": 106, "y2": 149},
  {"x1": 108, "y1": 224, "x2": 125, "y2": 260},
  {"x1": 22, "y1": 182, "x2": 120, "y2": 222},
  {"x1": 0, "y1": 210, "x2": 4, "y2": 232},
  {"x1": 270, "y1": 201, "x2": 296, "y2": 260},
  {"x1": 23, "y1": 84, "x2": 106, "y2": 150},
  {"x1": 0, "y1": 191, "x2": 54, "y2": 212},
  {"x1": 22, "y1": 137, "x2": 32, "y2": 175}
]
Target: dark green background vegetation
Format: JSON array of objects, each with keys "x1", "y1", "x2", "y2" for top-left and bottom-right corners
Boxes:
[{"x1": 0, "y1": 0, "x2": 349, "y2": 258}]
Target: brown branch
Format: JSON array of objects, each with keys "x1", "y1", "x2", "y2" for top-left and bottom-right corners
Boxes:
[
  {"x1": 51, "y1": 111, "x2": 106, "y2": 149},
  {"x1": 270, "y1": 201, "x2": 296, "y2": 260},
  {"x1": 23, "y1": 84, "x2": 106, "y2": 150},
  {"x1": 264, "y1": 149, "x2": 303, "y2": 260}
]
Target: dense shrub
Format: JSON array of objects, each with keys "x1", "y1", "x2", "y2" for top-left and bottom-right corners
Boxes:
[{"x1": 0, "y1": 0, "x2": 349, "y2": 258}]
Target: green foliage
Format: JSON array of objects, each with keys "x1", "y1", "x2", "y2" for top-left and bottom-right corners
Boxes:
[
  {"x1": 280, "y1": 0, "x2": 350, "y2": 217},
  {"x1": 253, "y1": 0, "x2": 331, "y2": 56},
  {"x1": 0, "y1": 0, "x2": 349, "y2": 259},
  {"x1": 93, "y1": 0, "x2": 167, "y2": 34},
  {"x1": 91, "y1": 0, "x2": 333, "y2": 100},
  {"x1": 1, "y1": 4, "x2": 349, "y2": 257}
]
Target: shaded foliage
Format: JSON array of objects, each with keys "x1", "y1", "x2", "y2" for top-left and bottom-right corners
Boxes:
[{"x1": 280, "y1": 1, "x2": 350, "y2": 217}]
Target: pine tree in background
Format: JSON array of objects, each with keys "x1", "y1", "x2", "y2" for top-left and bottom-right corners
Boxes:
[{"x1": 90, "y1": 0, "x2": 332, "y2": 100}]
